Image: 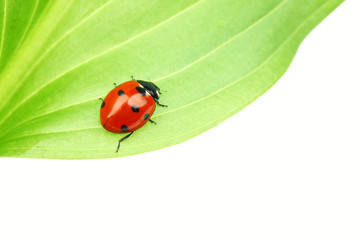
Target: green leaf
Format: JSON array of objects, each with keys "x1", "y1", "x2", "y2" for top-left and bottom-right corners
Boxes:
[{"x1": 0, "y1": 0, "x2": 343, "y2": 159}]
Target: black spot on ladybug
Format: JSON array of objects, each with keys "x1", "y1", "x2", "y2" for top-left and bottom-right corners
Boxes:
[
  {"x1": 101, "y1": 101, "x2": 105, "y2": 108},
  {"x1": 118, "y1": 90, "x2": 124, "y2": 96},
  {"x1": 121, "y1": 125, "x2": 129, "y2": 132},
  {"x1": 144, "y1": 113, "x2": 149, "y2": 120},
  {"x1": 136, "y1": 86, "x2": 146, "y2": 97},
  {"x1": 131, "y1": 105, "x2": 139, "y2": 113}
]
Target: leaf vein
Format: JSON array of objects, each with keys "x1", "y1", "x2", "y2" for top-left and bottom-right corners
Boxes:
[
  {"x1": 153, "y1": 0, "x2": 287, "y2": 82},
  {"x1": 12, "y1": 0, "x2": 40, "y2": 57},
  {"x1": 17, "y1": 0, "x2": 114, "y2": 91}
]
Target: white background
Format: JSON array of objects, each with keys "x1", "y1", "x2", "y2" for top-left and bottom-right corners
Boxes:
[{"x1": 1, "y1": 1, "x2": 359, "y2": 239}]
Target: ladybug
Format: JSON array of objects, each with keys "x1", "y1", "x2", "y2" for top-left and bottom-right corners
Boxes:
[{"x1": 100, "y1": 76, "x2": 167, "y2": 152}]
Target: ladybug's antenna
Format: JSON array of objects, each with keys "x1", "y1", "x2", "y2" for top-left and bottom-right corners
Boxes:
[{"x1": 116, "y1": 132, "x2": 134, "y2": 152}]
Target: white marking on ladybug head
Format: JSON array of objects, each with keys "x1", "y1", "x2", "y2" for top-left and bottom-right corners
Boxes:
[{"x1": 139, "y1": 83, "x2": 150, "y2": 96}]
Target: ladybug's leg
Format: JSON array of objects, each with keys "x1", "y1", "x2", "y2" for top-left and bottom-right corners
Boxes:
[
  {"x1": 99, "y1": 98, "x2": 105, "y2": 108},
  {"x1": 116, "y1": 132, "x2": 134, "y2": 153},
  {"x1": 131, "y1": 75, "x2": 135, "y2": 80},
  {"x1": 113, "y1": 83, "x2": 117, "y2": 88},
  {"x1": 155, "y1": 99, "x2": 168, "y2": 108},
  {"x1": 149, "y1": 119, "x2": 156, "y2": 125}
]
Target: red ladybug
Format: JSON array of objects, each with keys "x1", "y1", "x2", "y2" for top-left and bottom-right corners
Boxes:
[{"x1": 100, "y1": 77, "x2": 167, "y2": 152}]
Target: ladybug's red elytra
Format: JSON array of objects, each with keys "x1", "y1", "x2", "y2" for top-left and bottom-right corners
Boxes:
[{"x1": 100, "y1": 76, "x2": 167, "y2": 152}]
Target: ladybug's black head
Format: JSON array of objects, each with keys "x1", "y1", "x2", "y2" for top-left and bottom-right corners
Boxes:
[{"x1": 137, "y1": 80, "x2": 161, "y2": 100}]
